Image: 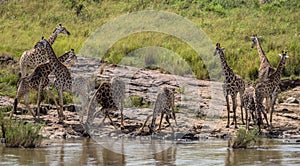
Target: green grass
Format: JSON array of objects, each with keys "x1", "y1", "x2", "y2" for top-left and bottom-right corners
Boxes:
[
  {"x1": 0, "y1": 110, "x2": 43, "y2": 148},
  {"x1": 0, "y1": 0, "x2": 299, "y2": 97}
]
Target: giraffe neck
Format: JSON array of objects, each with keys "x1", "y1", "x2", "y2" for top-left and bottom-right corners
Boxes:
[
  {"x1": 269, "y1": 56, "x2": 286, "y2": 83},
  {"x1": 58, "y1": 51, "x2": 71, "y2": 62},
  {"x1": 47, "y1": 31, "x2": 58, "y2": 45},
  {"x1": 219, "y1": 50, "x2": 235, "y2": 80},
  {"x1": 255, "y1": 37, "x2": 272, "y2": 66},
  {"x1": 44, "y1": 41, "x2": 60, "y2": 67}
]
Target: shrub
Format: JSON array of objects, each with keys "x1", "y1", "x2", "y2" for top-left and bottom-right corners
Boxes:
[
  {"x1": 231, "y1": 127, "x2": 259, "y2": 149},
  {"x1": 0, "y1": 111, "x2": 43, "y2": 148}
]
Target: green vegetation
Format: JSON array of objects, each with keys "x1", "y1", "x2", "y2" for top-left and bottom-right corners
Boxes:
[
  {"x1": 230, "y1": 127, "x2": 260, "y2": 149},
  {"x1": 0, "y1": 109, "x2": 43, "y2": 148},
  {"x1": 129, "y1": 95, "x2": 148, "y2": 108},
  {"x1": 0, "y1": 0, "x2": 299, "y2": 97}
]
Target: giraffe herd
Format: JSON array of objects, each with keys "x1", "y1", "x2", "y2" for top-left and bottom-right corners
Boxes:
[
  {"x1": 216, "y1": 35, "x2": 288, "y2": 132},
  {"x1": 11, "y1": 24, "x2": 288, "y2": 134}
]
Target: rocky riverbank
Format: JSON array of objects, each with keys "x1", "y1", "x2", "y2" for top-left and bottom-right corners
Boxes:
[{"x1": 0, "y1": 56, "x2": 299, "y2": 140}]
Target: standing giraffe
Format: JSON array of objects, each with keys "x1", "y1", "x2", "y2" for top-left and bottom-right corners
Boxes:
[
  {"x1": 242, "y1": 83, "x2": 256, "y2": 130},
  {"x1": 250, "y1": 35, "x2": 275, "y2": 81},
  {"x1": 255, "y1": 51, "x2": 288, "y2": 130},
  {"x1": 12, "y1": 47, "x2": 77, "y2": 120},
  {"x1": 250, "y1": 35, "x2": 276, "y2": 114},
  {"x1": 214, "y1": 43, "x2": 245, "y2": 128},
  {"x1": 19, "y1": 24, "x2": 70, "y2": 77},
  {"x1": 86, "y1": 77, "x2": 126, "y2": 128},
  {"x1": 33, "y1": 39, "x2": 73, "y2": 121}
]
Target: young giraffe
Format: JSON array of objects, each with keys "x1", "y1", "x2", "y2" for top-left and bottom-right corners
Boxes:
[
  {"x1": 11, "y1": 48, "x2": 77, "y2": 120},
  {"x1": 138, "y1": 87, "x2": 177, "y2": 133},
  {"x1": 86, "y1": 77, "x2": 125, "y2": 128},
  {"x1": 214, "y1": 43, "x2": 245, "y2": 128},
  {"x1": 255, "y1": 51, "x2": 288, "y2": 131},
  {"x1": 33, "y1": 39, "x2": 73, "y2": 121},
  {"x1": 242, "y1": 83, "x2": 257, "y2": 130},
  {"x1": 19, "y1": 24, "x2": 70, "y2": 77}
]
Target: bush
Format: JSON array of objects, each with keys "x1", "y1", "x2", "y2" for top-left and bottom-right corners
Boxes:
[
  {"x1": 231, "y1": 127, "x2": 259, "y2": 149},
  {"x1": 0, "y1": 111, "x2": 43, "y2": 148}
]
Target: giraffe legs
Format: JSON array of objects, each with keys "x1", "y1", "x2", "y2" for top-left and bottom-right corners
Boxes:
[
  {"x1": 244, "y1": 102, "x2": 249, "y2": 130},
  {"x1": 157, "y1": 112, "x2": 164, "y2": 131},
  {"x1": 36, "y1": 83, "x2": 42, "y2": 120},
  {"x1": 11, "y1": 89, "x2": 36, "y2": 120},
  {"x1": 120, "y1": 101, "x2": 124, "y2": 128},
  {"x1": 45, "y1": 88, "x2": 59, "y2": 110},
  {"x1": 265, "y1": 97, "x2": 270, "y2": 113},
  {"x1": 137, "y1": 114, "x2": 152, "y2": 134},
  {"x1": 239, "y1": 95, "x2": 245, "y2": 125},
  {"x1": 225, "y1": 95, "x2": 230, "y2": 128},
  {"x1": 269, "y1": 87, "x2": 279, "y2": 129},
  {"x1": 232, "y1": 95, "x2": 238, "y2": 129},
  {"x1": 57, "y1": 88, "x2": 65, "y2": 121}
]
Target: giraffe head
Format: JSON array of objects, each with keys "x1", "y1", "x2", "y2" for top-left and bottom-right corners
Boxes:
[
  {"x1": 278, "y1": 50, "x2": 289, "y2": 62},
  {"x1": 214, "y1": 43, "x2": 225, "y2": 56},
  {"x1": 34, "y1": 36, "x2": 49, "y2": 49},
  {"x1": 250, "y1": 35, "x2": 262, "y2": 48},
  {"x1": 53, "y1": 24, "x2": 71, "y2": 35},
  {"x1": 62, "y1": 49, "x2": 78, "y2": 66}
]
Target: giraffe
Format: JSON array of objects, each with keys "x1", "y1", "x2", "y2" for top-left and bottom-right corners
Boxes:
[
  {"x1": 33, "y1": 38, "x2": 73, "y2": 121},
  {"x1": 250, "y1": 35, "x2": 275, "y2": 81},
  {"x1": 11, "y1": 47, "x2": 77, "y2": 120},
  {"x1": 214, "y1": 43, "x2": 245, "y2": 128},
  {"x1": 86, "y1": 77, "x2": 125, "y2": 129},
  {"x1": 254, "y1": 51, "x2": 288, "y2": 131},
  {"x1": 19, "y1": 24, "x2": 70, "y2": 77},
  {"x1": 138, "y1": 87, "x2": 177, "y2": 134},
  {"x1": 242, "y1": 83, "x2": 257, "y2": 130},
  {"x1": 58, "y1": 49, "x2": 77, "y2": 66},
  {"x1": 250, "y1": 35, "x2": 276, "y2": 114}
]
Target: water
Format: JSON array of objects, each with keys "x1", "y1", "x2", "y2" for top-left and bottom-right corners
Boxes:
[{"x1": 0, "y1": 138, "x2": 299, "y2": 165}]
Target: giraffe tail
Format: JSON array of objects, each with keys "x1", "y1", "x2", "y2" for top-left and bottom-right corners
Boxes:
[{"x1": 16, "y1": 72, "x2": 22, "y2": 88}]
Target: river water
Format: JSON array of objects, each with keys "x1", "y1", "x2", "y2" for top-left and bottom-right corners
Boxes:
[{"x1": 0, "y1": 138, "x2": 299, "y2": 165}]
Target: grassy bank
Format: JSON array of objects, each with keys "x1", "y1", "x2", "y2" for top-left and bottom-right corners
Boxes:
[{"x1": 0, "y1": 0, "x2": 299, "y2": 97}]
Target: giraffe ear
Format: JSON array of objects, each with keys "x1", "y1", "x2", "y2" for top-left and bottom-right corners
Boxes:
[{"x1": 220, "y1": 48, "x2": 225, "y2": 51}]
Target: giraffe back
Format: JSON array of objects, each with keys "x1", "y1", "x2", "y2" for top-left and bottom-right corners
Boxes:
[
  {"x1": 95, "y1": 82, "x2": 117, "y2": 109},
  {"x1": 111, "y1": 77, "x2": 125, "y2": 110},
  {"x1": 242, "y1": 86, "x2": 256, "y2": 114}
]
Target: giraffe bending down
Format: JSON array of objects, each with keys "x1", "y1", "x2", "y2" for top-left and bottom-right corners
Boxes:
[
  {"x1": 19, "y1": 24, "x2": 70, "y2": 77},
  {"x1": 11, "y1": 48, "x2": 77, "y2": 120},
  {"x1": 242, "y1": 84, "x2": 257, "y2": 130},
  {"x1": 214, "y1": 43, "x2": 245, "y2": 128},
  {"x1": 33, "y1": 39, "x2": 73, "y2": 121},
  {"x1": 138, "y1": 87, "x2": 177, "y2": 133},
  {"x1": 255, "y1": 51, "x2": 288, "y2": 131},
  {"x1": 86, "y1": 77, "x2": 125, "y2": 128}
]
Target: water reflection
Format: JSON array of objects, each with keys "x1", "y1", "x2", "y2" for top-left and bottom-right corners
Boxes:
[{"x1": 0, "y1": 139, "x2": 299, "y2": 165}]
